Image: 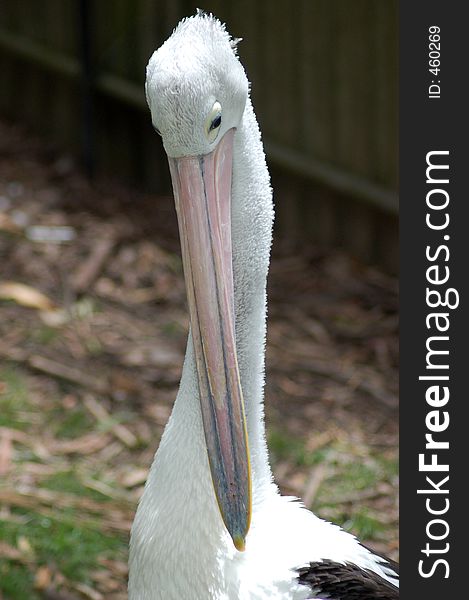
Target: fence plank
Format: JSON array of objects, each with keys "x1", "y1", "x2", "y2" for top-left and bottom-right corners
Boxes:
[{"x1": 0, "y1": 0, "x2": 398, "y2": 268}]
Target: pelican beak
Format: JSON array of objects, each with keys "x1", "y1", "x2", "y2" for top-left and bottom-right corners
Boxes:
[{"x1": 168, "y1": 129, "x2": 251, "y2": 551}]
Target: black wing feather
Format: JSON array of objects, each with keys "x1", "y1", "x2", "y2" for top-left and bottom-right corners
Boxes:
[
  {"x1": 297, "y1": 557, "x2": 399, "y2": 600},
  {"x1": 358, "y1": 543, "x2": 399, "y2": 576}
]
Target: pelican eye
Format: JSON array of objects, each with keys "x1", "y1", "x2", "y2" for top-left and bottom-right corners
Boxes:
[
  {"x1": 205, "y1": 102, "x2": 222, "y2": 143},
  {"x1": 210, "y1": 114, "x2": 222, "y2": 131}
]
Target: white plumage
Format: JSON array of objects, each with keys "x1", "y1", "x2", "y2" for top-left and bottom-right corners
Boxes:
[{"x1": 129, "y1": 13, "x2": 398, "y2": 599}]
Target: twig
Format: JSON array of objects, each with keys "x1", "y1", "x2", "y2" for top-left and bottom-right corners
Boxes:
[
  {"x1": 0, "y1": 541, "x2": 32, "y2": 564},
  {"x1": 302, "y1": 463, "x2": 328, "y2": 508},
  {"x1": 97, "y1": 558, "x2": 128, "y2": 577},
  {"x1": 273, "y1": 355, "x2": 397, "y2": 409},
  {"x1": 0, "y1": 346, "x2": 110, "y2": 395},
  {"x1": 0, "y1": 426, "x2": 50, "y2": 460},
  {"x1": 71, "y1": 234, "x2": 116, "y2": 294},
  {"x1": 72, "y1": 582, "x2": 103, "y2": 600},
  {"x1": 83, "y1": 394, "x2": 138, "y2": 448},
  {"x1": 0, "y1": 428, "x2": 13, "y2": 475},
  {"x1": 42, "y1": 589, "x2": 82, "y2": 600},
  {"x1": 79, "y1": 475, "x2": 128, "y2": 502},
  {"x1": 305, "y1": 430, "x2": 335, "y2": 453},
  {"x1": 48, "y1": 432, "x2": 113, "y2": 455},
  {"x1": 0, "y1": 488, "x2": 133, "y2": 533},
  {"x1": 29, "y1": 355, "x2": 109, "y2": 394},
  {"x1": 326, "y1": 485, "x2": 394, "y2": 506}
]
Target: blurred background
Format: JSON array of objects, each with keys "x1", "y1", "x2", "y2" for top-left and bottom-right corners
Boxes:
[{"x1": 0, "y1": 1, "x2": 398, "y2": 599}]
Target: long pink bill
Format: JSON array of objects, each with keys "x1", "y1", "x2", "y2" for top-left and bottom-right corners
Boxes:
[{"x1": 168, "y1": 129, "x2": 251, "y2": 551}]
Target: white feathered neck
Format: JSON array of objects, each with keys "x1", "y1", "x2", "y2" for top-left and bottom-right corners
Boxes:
[{"x1": 129, "y1": 91, "x2": 277, "y2": 598}]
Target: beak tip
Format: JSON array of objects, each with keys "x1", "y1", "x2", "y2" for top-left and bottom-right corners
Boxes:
[{"x1": 233, "y1": 535, "x2": 246, "y2": 552}]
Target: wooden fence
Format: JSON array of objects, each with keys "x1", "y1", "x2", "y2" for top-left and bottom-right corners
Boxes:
[{"x1": 0, "y1": 0, "x2": 398, "y2": 270}]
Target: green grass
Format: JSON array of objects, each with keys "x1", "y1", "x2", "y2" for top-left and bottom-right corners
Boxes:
[
  {"x1": 378, "y1": 455, "x2": 399, "y2": 479},
  {"x1": 0, "y1": 366, "x2": 31, "y2": 429},
  {"x1": 268, "y1": 428, "x2": 328, "y2": 467},
  {"x1": 0, "y1": 365, "x2": 93, "y2": 440},
  {"x1": 42, "y1": 470, "x2": 111, "y2": 502},
  {"x1": 162, "y1": 319, "x2": 186, "y2": 338},
  {"x1": 317, "y1": 454, "x2": 398, "y2": 540},
  {"x1": 325, "y1": 460, "x2": 382, "y2": 495},
  {"x1": 0, "y1": 508, "x2": 126, "y2": 598},
  {"x1": 31, "y1": 325, "x2": 59, "y2": 345},
  {"x1": 0, "y1": 366, "x2": 128, "y2": 596},
  {"x1": 342, "y1": 509, "x2": 387, "y2": 540},
  {"x1": 0, "y1": 563, "x2": 38, "y2": 600},
  {"x1": 268, "y1": 427, "x2": 398, "y2": 541},
  {"x1": 52, "y1": 406, "x2": 92, "y2": 439}
]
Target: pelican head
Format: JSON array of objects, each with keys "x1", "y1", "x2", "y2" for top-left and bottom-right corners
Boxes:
[
  {"x1": 145, "y1": 13, "x2": 251, "y2": 552},
  {"x1": 146, "y1": 13, "x2": 248, "y2": 158}
]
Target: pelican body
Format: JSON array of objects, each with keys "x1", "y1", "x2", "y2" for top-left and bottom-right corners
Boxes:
[{"x1": 129, "y1": 13, "x2": 399, "y2": 599}]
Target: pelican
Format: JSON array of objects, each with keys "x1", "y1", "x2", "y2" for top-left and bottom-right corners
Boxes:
[{"x1": 129, "y1": 12, "x2": 399, "y2": 599}]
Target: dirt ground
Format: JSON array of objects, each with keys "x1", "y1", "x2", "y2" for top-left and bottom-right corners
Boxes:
[{"x1": 0, "y1": 119, "x2": 398, "y2": 599}]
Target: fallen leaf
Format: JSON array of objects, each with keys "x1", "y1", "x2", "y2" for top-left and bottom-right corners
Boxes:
[
  {"x1": 0, "y1": 213, "x2": 22, "y2": 234},
  {"x1": 48, "y1": 432, "x2": 112, "y2": 455},
  {"x1": 17, "y1": 535, "x2": 34, "y2": 557},
  {"x1": 0, "y1": 541, "x2": 24, "y2": 562},
  {"x1": 40, "y1": 308, "x2": 68, "y2": 327},
  {"x1": 74, "y1": 582, "x2": 104, "y2": 600},
  {"x1": 0, "y1": 281, "x2": 55, "y2": 311},
  {"x1": 35, "y1": 565, "x2": 52, "y2": 589},
  {"x1": 0, "y1": 429, "x2": 12, "y2": 475},
  {"x1": 119, "y1": 468, "x2": 149, "y2": 488}
]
